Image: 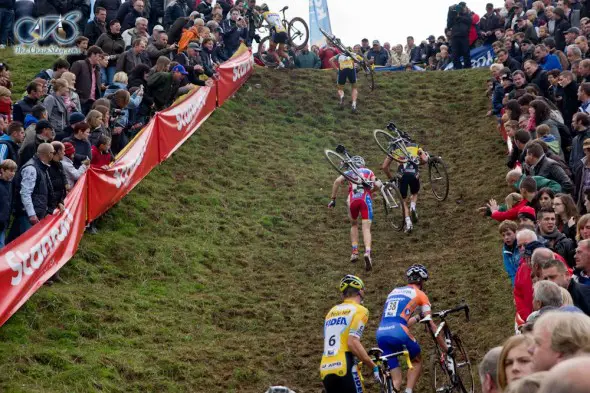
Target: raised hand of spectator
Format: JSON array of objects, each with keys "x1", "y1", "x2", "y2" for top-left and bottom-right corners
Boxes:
[{"x1": 487, "y1": 198, "x2": 499, "y2": 212}]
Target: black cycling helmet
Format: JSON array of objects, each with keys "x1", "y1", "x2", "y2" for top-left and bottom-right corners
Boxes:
[{"x1": 406, "y1": 264, "x2": 429, "y2": 283}]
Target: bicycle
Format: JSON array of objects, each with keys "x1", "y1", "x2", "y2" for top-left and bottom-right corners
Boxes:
[
  {"x1": 319, "y1": 27, "x2": 375, "y2": 91},
  {"x1": 324, "y1": 144, "x2": 405, "y2": 231},
  {"x1": 373, "y1": 122, "x2": 450, "y2": 202},
  {"x1": 420, "y1": 304, "x2": 474, "y2": 393},
  {"x1": 256, "y1": 6, "x2": 309, "y2": 67},
  {"x1": 358, "y1": 347, "x2": 414, "y2": 393}
]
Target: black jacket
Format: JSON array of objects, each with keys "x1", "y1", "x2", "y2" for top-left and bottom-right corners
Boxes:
[
  {"x1": 569, "y1": 128, "x2": 590, "y2": 172},
  {"x1": 531, "y1": 155, "x2": 574, "y2": 193},
  {"x1": 544, "y1": 230, "x2": 576, "y2": 268},
  {"x1": 479, "y1": 12, "x2": 501, "y2": 33},
  {"x1": 568, "y1": 279, "x2": 590, "y2": 316},
  {"x1": 0, "y1": 180, "x2": 12, "y2": 232},
  {"x1": 0, "y1": 138, "x2": 19, "y2": 164},
  {"x1": 13, "y1": 96, "x2": 39, "y2": 124},
  {"x1": 448, "y1": 10, "x2": 472, "y2": 38},
  {"x1": 84, "y1": 18, "x2": 107, "y2": 45},
  {"x1": 221, "y1": 19, "x2": 248, "y2": 53},
  {"x1": 562, "y1": 81, "x2": 580, "y2": 131},
  {"x1": 554, "y1": 18, "x2": 571, "y2": 51},
  {"x1": 164, "y1": 0, "x2": 190, "y2": 28},
  {"x1": 122, "y1": 8, "x2": 144, "y2": 31},
  {"x1": 13, "y1": 156, "x2": 53, "y2": 219},
  {"x1": 528, "y1": 68, "x2": 551, "y2": 97},
  {"x1": 196, "y1": 1, "x2": 212, "y2": 19},
  {"x1": 18, "y1": 135, "x2": 45, "y2": 168},
  {"x1": 34, "y1": 0, "x2": 68, "y2": 17},
  {"x1": 95, "y1": 0, "x2": 121, "y2": 23},
  {"x1": 503, "y1": 56, "x2": 521, "y2": 72},
  {"x1": 62, "y1": 136, "x2": 92, "y2": 169},
  {"x1": 47, "y1": 160, "x2": 67, "y2": 212},
  {"x1": 146, "y1": 72, "x2": 179, "y2": 110},
  {"x1": 168, "y1": 16, "x2": 190, "y2": 44}
]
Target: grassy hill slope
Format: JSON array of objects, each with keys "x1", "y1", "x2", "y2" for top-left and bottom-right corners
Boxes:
[{"x1": 0, "y1": 65, "x2": 514, "y2": 392}]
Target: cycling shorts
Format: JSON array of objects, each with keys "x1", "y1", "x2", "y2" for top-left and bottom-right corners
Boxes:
[
  {"x1": 338, "y1": 68, "x2": 357, "y2": 85},
  {"x1": 376, "y1": 324, "x2": 421, "y2": 368},
  {"x1": 399, "y1": 173, "x2": 420, "y2": 199},
  {"x1": 272, "y1": 31, "x2": 288, "y2": 44},
  {"x1": 349, "y1": 195, "x2": 373, "y2": 221},
  {"x1": 322, "y1": 353, "x2": 365, "y2": 393}
]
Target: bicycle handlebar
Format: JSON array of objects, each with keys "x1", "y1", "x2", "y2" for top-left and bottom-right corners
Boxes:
[{"x1": 433, "y1": 303, "x2": 470, "y2": 321}]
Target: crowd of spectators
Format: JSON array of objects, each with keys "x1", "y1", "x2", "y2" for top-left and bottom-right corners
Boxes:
[
  {"x1": 475, "y1": 1, "x2": 590, "y2": 392},
  {"x1": 0, "y1": 0, "x2": 263, "y2": 262}
]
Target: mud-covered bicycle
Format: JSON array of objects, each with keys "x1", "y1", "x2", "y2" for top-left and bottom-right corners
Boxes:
[
  {"x1": 359, "y1": 347, "x2": 413, "y2": 393},
  {"x1": 324, "y1": 145, "x2": 405, "y2": 231}
]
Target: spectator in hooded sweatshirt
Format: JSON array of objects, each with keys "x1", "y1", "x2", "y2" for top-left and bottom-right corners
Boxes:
[
  {"x1": 0, "y1": 122, "x2": 25, "y2": 164},
  {"x1": 500, "y1": 220, "x2": 521, "y2": 285}
]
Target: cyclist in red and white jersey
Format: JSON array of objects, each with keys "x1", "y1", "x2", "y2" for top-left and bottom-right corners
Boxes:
[{"x1": 328, "y1": 155, "x2": 382, "y2": 271}]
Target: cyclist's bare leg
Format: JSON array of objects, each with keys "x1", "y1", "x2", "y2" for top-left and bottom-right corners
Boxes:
[
  {"x1": 350, "y1": 219, "x2": 359, "y2": 248},
  {"x1": 351, "y1": 84, "x2": 358, "y2": 109},
  {"x1": 381, "y1": 156, "x2": 393, "y2": 180},
  {"x1": 361, "y1": 219, "x2": 371, "y2": 251},
  {"x1": 337, "y1": 84, "x2": 345, "y2": 103},
  {"x1": 389, "y1": 367, "x2": 403, "y2": 391},
  {"x1": 277, "y1": 43, "x2": 289, "y2": 62},
  {"x1": 406, "y1": 355, "x2": 422, "y2": 390},
  {"x1": 269, "y1": 40, "x2": 280, "y2": 64}
]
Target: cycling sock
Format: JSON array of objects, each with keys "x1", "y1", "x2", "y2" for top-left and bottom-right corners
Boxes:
[
  {"x1": 405, "y1": 216, "x2": 412, "y2": 224},
  {"x1": 352, "y1": 100, "x2": 357, "y2": 109},
  {"x1": 364, "y1": 248, "x2": 371, "y2": 255},
  {"x1": 352, "y1": 243, "x2": 359, "y2": 253},
  {"x1": 338, "y1": 91, "x2": 344, "y2": 99},
  {"x1": 410, "y1": 202, "x2": 416, "y2": 210},
  {"x1": 405, "y1": 389, "x2": 413, "y2": 393}
]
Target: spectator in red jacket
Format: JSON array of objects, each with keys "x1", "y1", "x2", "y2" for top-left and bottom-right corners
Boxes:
[
  {"x1": 319, "y1": 43, "x2": 340, "y2": 70},
  {"x1": 470, "y1": 11, "x2": 480, "y2": 47},
  {"x1": 0, "y1": 86, "x2": 11, "y2": 123},
  {"x1": 90, "y1": 135, "x2": 113, "y2": 169},
  {"x1": 486, "y1": 176, "x2": 537, "y2": 221}
]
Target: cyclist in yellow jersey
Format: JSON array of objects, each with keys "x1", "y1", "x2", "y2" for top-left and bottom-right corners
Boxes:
[
  {"x1": 329, "y1": 47, "x2": 363, "y2": 112},
  {"x1": 320, "y1": 275, "x2": 381, "y2": 393},
  {"x1": 380, "y1": 125, "x2": 430, "y2": 233},
  {"x1": 260, "y1": 4, "x2": 289, "y2": 67}
]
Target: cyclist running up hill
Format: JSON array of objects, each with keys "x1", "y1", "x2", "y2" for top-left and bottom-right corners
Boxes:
[
  {"x1": 376, "y1": 265, "x2": 445, "y2": 393},
  {"x1": 260, "y1": 4, "x2": 290, "y2": 67},
  {"x1": 380, "y1": 126, "x2": 429, "y2": 233},
  {"x1": 328, "y1": 155, "x2": 383, "y2": 271},
  {"x1": 329, "y1": 47, "x2": 364, "y2": 113},
  {"x1": 320, "y1": 275, "x2": 381, "y2": 393}
]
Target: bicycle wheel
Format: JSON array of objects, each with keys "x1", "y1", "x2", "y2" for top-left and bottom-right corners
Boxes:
[
  {"x1": 362, "y1": 63, "x2": 375, "y2": 91},
  {"x1": 428, "y1": 156, "x2": 450, "y2": 201},
  {"x1": 452, "y1": 335, "x2": 474, "y2": 393},
  {"x1": 256, "y1": 36, "x2": 279, "y2": 67},
  {"x1": 431, "y1": 345, "x2": 454, "y2": 393},
  {"x1": 287, "y1": 17, "x2": 309, "y2": 50},
  {"x1": 381, "y1": 183, "x2": 405, "y2": 232},
  {"x1": 324, "y1": 149, "x2": 364, "y2": 185},
  {"x1": 373, "y1": 129, "x2": 409, "y2": 163}
]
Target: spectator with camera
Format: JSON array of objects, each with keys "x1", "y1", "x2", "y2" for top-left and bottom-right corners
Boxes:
[
  {"x1": 221, "y1": 8, "x2": 249, "y2": 59},
  {"x1": 365, "y1": 40, "x2": 389, "y2": 66},
  {"x1": 448, "y1": 2, "x2": 473, "y2": 69}
]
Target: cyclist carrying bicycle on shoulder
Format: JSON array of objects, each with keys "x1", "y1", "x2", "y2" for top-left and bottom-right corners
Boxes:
[
  {"x1": 260, "y1": 4, "x2": 290, "y2": 68},
  {"x1": 320, "y1": 275, "x2": 381, "y2": 393},
  {"x1": 329, "y1": 47, "x2": 364, "y2": 113},
  {"x1": 328, "y1": 155, "x2": 383, "y2": 271},
  {"x1": 380, "y1": 123, "x2": 429, "y2": 233},
  {"x1": 375, "y1": 265, "x2": 446, "y2": 393}
]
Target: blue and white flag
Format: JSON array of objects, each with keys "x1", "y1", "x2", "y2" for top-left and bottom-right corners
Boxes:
[
  {"x1": 309, "y1": 0, "x2": 333, "y2": 47},
  {"x1": 445, "y1": 45, "x2": 496, "y2": 70}
]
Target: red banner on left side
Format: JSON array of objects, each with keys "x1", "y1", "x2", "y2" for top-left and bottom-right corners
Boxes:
[
  {"x1": 0, "y1": 174, "x2": 88, "y2": 326},
  {"x1": 87, "y1": 120, "x2": 160, "y2": 222}
]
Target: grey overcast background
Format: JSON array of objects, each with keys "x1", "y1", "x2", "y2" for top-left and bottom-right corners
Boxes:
[{"x1": 262, "y1": 0, "x2": 495, "y2": 47}]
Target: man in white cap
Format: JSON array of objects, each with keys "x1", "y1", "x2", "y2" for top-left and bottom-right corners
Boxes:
[{"x1": 148, "y1": 24, "x2": 165, "y2": 45}]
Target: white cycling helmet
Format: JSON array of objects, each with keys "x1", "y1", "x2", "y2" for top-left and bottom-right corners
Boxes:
[
  {"x1": 351, "y1": 155, "x2": 365, "y2": 168},
  {"x1": 406, "y1": 264, "x2": 429, "y2": 282}
]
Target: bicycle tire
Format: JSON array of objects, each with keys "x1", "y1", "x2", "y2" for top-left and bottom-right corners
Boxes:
[
  {"x1": 431, "y1": 345, "x2": 454, "y2": 393},
  {"x1": 373, "y1": 129, "x2": 410, "y2": 164},
  {"x1": 382, "y1": 183, "x2": 405, "y2": 232},
  {"x1": 362, "y1": 63, "x2": 375, "y2": 91},
  {"x1": 257, "y1": 36, "x2": 279, "y2": 67},
  {"x1": 324, "y1": 149, "x2": 365, "y2": 185},
  {"x1": 451, "y1": 335, "x2": 475, "y2": 393},
  {"x1": 428, "y1": 157, "x2": 450, "y2": 201},
  {"x1": 287, "y1": 16, "x2": 309, "y2": 50}
]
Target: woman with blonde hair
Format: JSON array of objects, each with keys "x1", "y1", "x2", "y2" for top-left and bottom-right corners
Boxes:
[
  {"x1": 497, "y1": 335, "x2": 534, "y2": 391},
  {"x1": 60, "y1": 72, "x2": 82, "y2": 113},
  {"x1": 44, "y1": 78, "x2": 70, "y2": 135},
  {"x1": 576, "y1": 213, "x2": 590, "y2": 241},
  {"x1": 85, "y1": 109, "x2": 104, "y2": 146}
]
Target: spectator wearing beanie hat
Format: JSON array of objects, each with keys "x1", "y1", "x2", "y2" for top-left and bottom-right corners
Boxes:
[
  {"x1": 518, "y1": 205, "x2": 538, "y2": 227},
  {"x1": 61, "y1": 142, "x2": 89, "y2": 188},
  {"x1": 56, "y1": 112, "x2": 86, "y2": 142}
]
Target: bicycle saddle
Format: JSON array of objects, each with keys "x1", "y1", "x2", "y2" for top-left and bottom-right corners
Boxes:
[
  {"x1": 386, "y1": 121, "x2": 398, "y2": 131},
  {"x1": 280, "y1": 6, "x2": 288, "y2": 12},
  {"x1": 368, "y1": 347, "x2": 384, "y2": 357},
  {"x1": 335, "y1": 144, "x2": 346, "y2": 154},
  {"x1": 419, "y1": 315, "x2": 433, "y2": 323}
]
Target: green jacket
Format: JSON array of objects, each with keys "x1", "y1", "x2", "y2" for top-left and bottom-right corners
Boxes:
[
  {"x1": 295, "y1": 51, "x2": 321, "y2": 69},
  {"x1": 513, "y1": 174, "x2": 562, "y2": 194}
]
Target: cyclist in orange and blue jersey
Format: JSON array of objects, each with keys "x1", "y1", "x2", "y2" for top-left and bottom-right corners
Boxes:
[
  {"x1": 328, "y1": 155, "x2": 382, "y2": 271},
  {"x1": 376, "y1": 265, "x2": 445, "y2": 393}
]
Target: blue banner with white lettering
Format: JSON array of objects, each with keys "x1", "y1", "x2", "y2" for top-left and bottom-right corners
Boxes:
[
  {"x1": 444, "y1": 45, "x2": 496, "y2": 70},
  {"x1": 309, "y1": 0, "x2": 333, "y2": 47}
]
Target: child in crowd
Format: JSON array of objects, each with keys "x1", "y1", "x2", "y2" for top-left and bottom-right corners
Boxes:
[
  {"x1": 91, "y1": 135, "x2": 114, "y2": 170},
  {"x1": 536, "y1": 123, "x2": 562, "y2": 158},
  {"x1": 61, "y1": 142, "x2": 89, "y2": 188},
  {"x1": 0, "y1": 159, "x2": 17, "y2": 249},
  {"x1": 499, "y1": 220, "x2": 520, "y2": 285},
  {"x1": 0, "y1": 87, "x2": 11, "y2": 123}
]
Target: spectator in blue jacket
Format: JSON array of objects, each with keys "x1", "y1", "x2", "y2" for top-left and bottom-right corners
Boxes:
[
  {"x1": 500, "y1": 220, "x2": 520, "y2": 285},
  {"x1": 366, "y1": 40, "x2": 389, "y2": 66}
]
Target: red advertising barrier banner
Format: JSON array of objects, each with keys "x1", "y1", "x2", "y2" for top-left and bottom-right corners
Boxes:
[
  {"x1": 156, "y1": 84, "x2": 217, "y2": 161},
  {"x1": 86, "y1": 120, "x2": 160, "y2": 222},
  {"x1": 0, "y1": 175, "x2": 88, "y2": 326},
  {"x1": 217, "y1": 46, "x2": 255, "y2": 106},
  {"x1": 0, "y1": 48, "x2": 255, "y2": 328}
]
